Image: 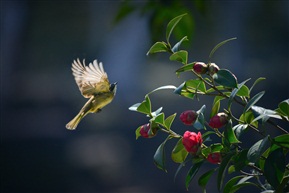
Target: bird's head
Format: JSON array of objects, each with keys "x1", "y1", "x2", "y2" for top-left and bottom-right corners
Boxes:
[{"x1": 110, "y1": 82, "x2": 117, "y2": 94}]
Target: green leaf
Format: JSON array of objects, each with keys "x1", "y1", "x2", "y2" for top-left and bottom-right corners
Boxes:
[
  {"x1": 239, "y1": 110, "x2": 258, "y2": 127},
  {"x1": 137, "y1": 95, "x2": 151, "y2": 115},
  {"x1": 198, "y1": 169, "x2": 216, "y2": 191},
  {"x1": 185, "y1": 79, "x2": 206, "y2": 93},
  {"x1": 201, "y1": 131, "x2": 216, "y2": 143},
  {"x1": 209, "y1": 37, "x2": 237, "y2": 61},
  {"x1": 233, "y1": 124, "x2": 248, "y2": 139},
  {"x1": 169, "y1": 50, "x2": 188, "y2": 64},
  {"x1": 174, "y1": 161, "x2": 186, "y2": 182},
  {"x1": 176, "y1": 62, "x2": 195, "y2": 74},
  {"x1": 276, "y1": 175, "x2": 289, "y2": 193},
  {"x1": 212, "y1": 69, "x2": 238, "y2": 88},
  {"x1": 174, "y1": 82, "x2": 196, "y2": 99},
  {"x1": 172, "y1": 36, "x2": 189, "y2": 52},
  {"x1": 247, "y1": 136, "x2": 270, "y2": 163},
  {"x1": 211, "y1": 96, "x2": 225, "y2": 117},
  {"x1": 185, "y1": 161, "x2": 203, "y2": 190},
  {"x1": 232, "y1": 149, "x2": 249, "y2": 172},
  {"x1": 135, "y1": 126, "x2": 142, "y2": 140},
  {"x1": 251, "y1": 106, "x2": 282, "y2": 124},
  {"x1": 151, "y1": 107, "x2": 163, "y2": 117},
  {"x1": 166, "y1": 13, "x2": 187, "y2": 43},
  {"x1": 264, "y1": 148, "x2": 285, "y2": 189},
  {"x1": 278, "y1": 99, "x2": 289, "y2": 117},
  {"x1": 228, "y1": 79, "x2": 250, "y2": 109},
  {"x1": 224, "y1": 120, "x2": 241, "y2": 144},
  {"x1": 217, "y1": 153, "x2": 235, "y2": 192},
  {"x1": 223, "y1": 175, "x2": 244, "y2": 193},
  {"x1": 154, "y1": 138, "x2": 169, "y2": 172},
  {"x1": 146, "y1": 41, "x2": 169, "y2": 55},
  {"x1": 249, "y1": 77, "x2": 266, "y2": 94},
  {"x1": 243, "y1": 91, "x2": 265, "y2": 114},
  {"x1": 164, "y1": 113, "x2": 176, "y2": 130},
  {"x1": 153, "y1": 113, "x2": 165, "y2": 125},
  {"x1": 128, "y1": 103, "x2": 141, "y2": 112},
  {"x1": 171, "y1": 138, "x2": 188, "y2": 163},
  {"x1": 273, "y1": 134, "x2": 289, "y2": 149},
  {"x1": 236, "y1": 85, "x2": 250, "y2": 97},
  {"x1": 148, "y1": 85, "x2": 177, "y2": 95},
  {"x1": 211, "y1": 99, "x2": 220, "y2": 118},
  {"x1": 224, "y1": 175, "x2": 256, "y2": 193},
  {"x1": 193, "y1": 105, "x2": 206, "y2": 129}
]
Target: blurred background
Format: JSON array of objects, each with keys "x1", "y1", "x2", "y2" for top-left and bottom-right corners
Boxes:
[{"x1": 1, "y1": 1, "x2": 288, "y2": 193}]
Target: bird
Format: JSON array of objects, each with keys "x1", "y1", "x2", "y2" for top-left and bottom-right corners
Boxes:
[{"x1": 66, "y1": 58, "x2": 117, "y2": 130}]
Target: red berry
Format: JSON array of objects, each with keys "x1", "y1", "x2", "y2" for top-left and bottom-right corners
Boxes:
[
  {"x1": 193, "y1": 62, "x2": 208, "y2": 74},
  {"x1": 209, "y1": 112, "x2": 228, "y2": 128},
  {"x1": 207, "y1": 152, "x2": 222, "y2": 164},
  {"x1": 139, "y1": 123, "x2": 158, "y2": 138},
  {"x1": 180, "y1": 110, "x2": 198, "y2": 125}
]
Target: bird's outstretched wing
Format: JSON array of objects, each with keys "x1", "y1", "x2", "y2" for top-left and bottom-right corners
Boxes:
[{"x1": 71, "y1": 58, "x2": 110, "y2": 98}]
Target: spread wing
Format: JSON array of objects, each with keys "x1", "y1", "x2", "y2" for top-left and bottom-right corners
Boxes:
[{"x1": 71, "y1": 58, "x2": 110, "y2": 98}]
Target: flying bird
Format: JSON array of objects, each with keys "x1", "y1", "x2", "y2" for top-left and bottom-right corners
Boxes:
[{"x1": 66, "y1": 59, "x2": 117, "y2": 130}]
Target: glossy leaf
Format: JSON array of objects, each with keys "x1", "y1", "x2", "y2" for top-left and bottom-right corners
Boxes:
[
  {"x1": 239, "y1": 110, "x2": 258, "y2": 127},
  {"x1": 169, "y1": 50, "x2": 188, "y2": 64},
  {"x1": 137, "y1": 95, "x2": 151, "y2": 115},
  {"x1": 251, "y1": 105, "x2": 282, "y2": 124},
  {"x1": 236, "y1": 85, "x2": 250, "y2": 97},
  {"x1": 223, "y1": 175, "x2": 244, "y2": 193},
  {"x1": 135, "y1": 125, "x2": 142, "y2": 139},
  {"x1": 209, "y1": 37, "x2": 237, "y2": 61},
  {"x1": 148, "y1": 85, "x2": 177, "y2": 95},
  {"x1": 172, "y1": 36, "x2": 189, "y2": 52},
  {"x1": 228, "y1": 79, "x2": 250, "y2": 109},
  {"x1": 273, "y1": 134, "x2": 289, "y2": 149},
  {"x1": 201, "y1": 131, "x2": 216, "y2": 143},
  {"x1": 174, "y1": 161, "x2": 186, "y2": 182},
  {"x1": 232, "y1": 149, "x2": 249, "y2": 172},
  {"x1": 153, "y1": 113, "x2": 165, "y2": 125},
  {"x1": 151, "y1": 107, "x2": 163, "y2": 117},
  {"x1": 185, "y1": 79, "x2": 206, "y2": 93},
  {"x1": 164, "y1": 113, "x2": 176, "y2": 130},
  {"x1": 128, "y1": 103, "x2": 141, "y2": 112},
  {"x1": 154, "y1": 139, "x2": 169, "y2": 172},
  {"x1": 243, "y1": 91, "x2": 265, "y2": 114},
  {"x1": 193, "y1": 105, "x2": 206, "y2": 129},
  {"x1": 247, "y1": 136, "x2": 270, "y2": 163},
  {"x1": 166, "y1": 13, "x2": 187, "y2": 43},
  {"x1": 224, "y1": 120, "x2": 241, "y2": 144},
  {"x1": 217, "y1": 153, "x2": 235, "y2": 192},
  {"x1": 233, "y1": 124, "x2": 248, "y2": 139},
  {"x1": 264, "y1": 148, "x2": 285, "y2": 189},
  {"x1": 176, "y1": 62, "x2": 195, "y2": 74},
  {"x1": 224, "y1": 175, "x2": 256, "y2": 193},
  {"x1": 211, "y1": 96, "x2": 225, "y2": 117},
  {"x1": 198, "y1": 169, "x2": 216, "y2": 191},
  {"x1": 146, "y1": 41, "x2": 169, "y2": 55},
  {"x1": 185, "y1": 161, "x2": 203, "y2": 190},
  {"x1": 276, "y1": 175, "x2": 289, "y2": 193},
  {"x1": 249, "y1": 77, "x2": 266, "y2": 94},
  {"x1": 278, "y1": 99, "x2": 289, "y2": 117},
  {"x1": 171, "y1": 138, "x2": 188, "y2": 163},
  {"x1": 212, "y1": 69, "x2": 238, "y2": 88}
]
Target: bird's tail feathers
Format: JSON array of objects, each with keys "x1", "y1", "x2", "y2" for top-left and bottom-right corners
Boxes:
[{"x1": 66, "y1": 112, "x2": 83, "y2": 130}]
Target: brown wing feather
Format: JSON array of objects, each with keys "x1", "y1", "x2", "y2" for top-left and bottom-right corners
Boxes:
[{"x1": 71, "y1": 59, "x2": 110, "y2": 98}]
